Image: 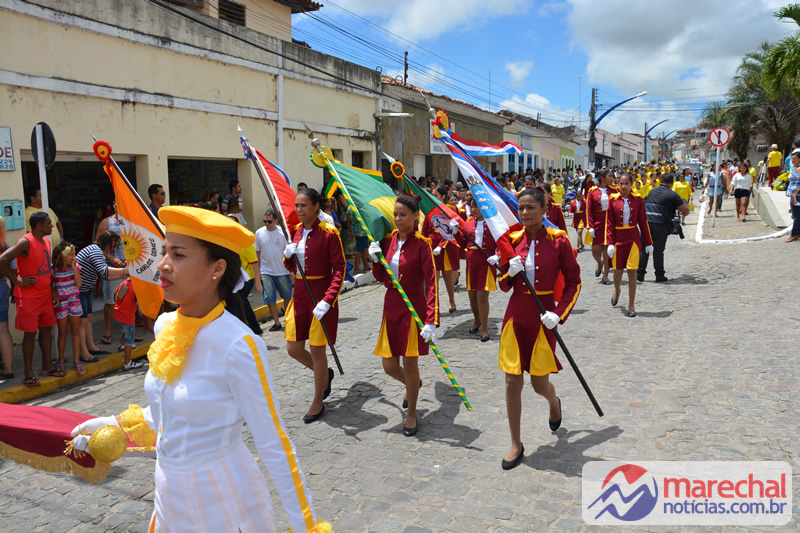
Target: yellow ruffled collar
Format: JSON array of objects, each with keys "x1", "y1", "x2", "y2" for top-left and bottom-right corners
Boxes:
[{"x1": 147, "y1": 302, "x2": 225, "y2": 384}]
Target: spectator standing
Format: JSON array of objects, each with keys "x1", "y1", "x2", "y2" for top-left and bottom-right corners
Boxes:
[
  {"x1": 758, "y1": 156, "x2": 767, "y2": 185},
  {"x1": 254, "y1": 210, "x2": 293, "y2": 332},
  {"x1": 76, "y1": 231, "x2": 127, "y2": 362},
  {"x1": 52, "y1": 241, "x2": 84, "y2": 374},
  {"x1": 730, "y1": 163, "x2": 754, "y2": 222},
  {"x1": 0, "y1": 212, "x2": 61, "y2": 385},
  {"x1": 296, "y1": 182, "x2": 308, "y2": 192},
  {"x1": 114, "y1": 274, "x2": 143, "y2": 370},
  {"x1": 637, "y1": 174, "x2": 689, "y2": 283},
  {"x1": 95, "y1": 201, "x2": 130, "y2": 346},
  {"x1": 226, "y1": 196, "x2": 246, "y2": 226},
  {"x1": 222, "y1": 179, "x2": 245, "y2": 222},
  {"x1": 0, "y1": 217, "x2": 16, "y2": 380},
  {"x1": 785, "y1": 150, "x2": 800, "y2": 243},
  {"x1": 202, "y1": 188, "x2": 220, "y2": 204},
  {"x1": 24, "y1": 186, "x2": 64, "y2": 249},
  {"x1": 767, "y1": 144, "x2": 782, "y2": 187},
  {"x1": 704, "y1": 169, "x2": 727, "y2": 214},
  {"x1": 672, "y1": 169, "x2": 693, "y2": 225},
  {"x1": 148, "y1": 184, "x2": 166, "y2": 220},
  {"x1": 228, "y1": 215, "x2": 262, "y2": 335}
]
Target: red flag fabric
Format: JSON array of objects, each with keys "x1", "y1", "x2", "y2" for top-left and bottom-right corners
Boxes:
[{"x1": 255, "y1": 150, "x2": 300, "y2": 230}]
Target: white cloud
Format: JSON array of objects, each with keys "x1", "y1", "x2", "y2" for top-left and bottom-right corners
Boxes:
[
  {"x1": 329, "y1": 0, "x2": 529, "y2": 42},
  {"x1": 566, "y1": 0, "x2": 788, "y2": 101},
  {"x1": 538, "y1": 1, "x2": 568, "y2": 17},
  {"x1": 504, "y1": 61, "x2": 534, "y2": 88},
  {"x1": 497, "y1": 93, "x2": 584, "y2": 128}
]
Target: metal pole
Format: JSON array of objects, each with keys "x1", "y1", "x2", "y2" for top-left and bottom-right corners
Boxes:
[
  {"x1": 35, "y1": 124, "x2": 49, "y2": 214},
  {"x1": 588, "y1": 88, "x2": 596, "y2": 168},
  {"x1": 711, "y1": 145, "x2": 721, "y2": 228}
]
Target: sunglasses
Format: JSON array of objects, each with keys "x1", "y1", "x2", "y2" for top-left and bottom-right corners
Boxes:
[{"x1": 264, "y1": 219, "x2": 274, "y2": 224}]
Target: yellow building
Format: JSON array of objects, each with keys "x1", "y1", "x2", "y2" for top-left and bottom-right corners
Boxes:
[{"x1": 0, "y1": 0, "x2": 380, "y2": 248}]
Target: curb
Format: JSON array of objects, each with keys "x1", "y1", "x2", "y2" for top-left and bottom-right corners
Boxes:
[{"x1": 0, "y1": 343, "x2": 152, "y2": 405}]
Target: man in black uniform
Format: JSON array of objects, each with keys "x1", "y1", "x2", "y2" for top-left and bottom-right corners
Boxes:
[{"x1": 638, "y1": 173, "x2": 690, "y2": 282}]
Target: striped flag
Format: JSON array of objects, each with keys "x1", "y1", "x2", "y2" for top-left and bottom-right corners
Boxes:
[
  {"x1": 451, "y1": 132, "x2": 522, "y2": 157},
  {"x1": 93, "y1": 141, "x2": 164, "y2": 319},
  {"x1": 403, "y1": 175, "x2": 462, "y2": 242}
]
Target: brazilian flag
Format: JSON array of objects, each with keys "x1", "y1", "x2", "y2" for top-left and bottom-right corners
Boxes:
[{"x1": 324, "y1": 160, "x2": 397, "y2": 240}]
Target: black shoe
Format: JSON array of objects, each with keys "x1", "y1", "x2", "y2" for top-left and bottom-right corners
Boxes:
[
  {"x1": 323, "y1": 368, "x2": 334, "y2": 400},
  {"x1": 594, "y1": 270, "x2": 601, "y2": 278},
  {"x1": 449, "y1": 307, "x2": 457, "y2": 313},
  {"x1": 303, "y1": 405, "x2": 325, "y2": 424},
  {"x1": 655, "y1": 276, "x2": 669, "y2": 283},
  {"x1": 602, "y1": 280, "x2": 612, "y2": 285},
  {"x1": 402, "y1": 379, "x2": 422, "y2": 409},
  {"x1": 468, "y1": 325, "x2": 481, "y2": 334},
  {"x1": 403, "y1": 424, "x2": 418, "y2": 437},
  {"x1": 611, "y1": 295, "x2": 618, "y2": 307},
  {"x1": 549, "y1": 397, "x2": 562, "y2": 431},
  {"x1": 501, "y1": 445, "x2": 525, "y2": 470},
  {"x1": 637, "y1": 275, "x2": 645, "y2": 282},
  {"x1": 268, "y1": 323, "x2": 282, "y2": 332},
  {"x1": 627, "y1": 311, "x2": 637, "y2": 318},
  {"x1": 480, "y1": 335, "x2": 490, "y2": 342}
]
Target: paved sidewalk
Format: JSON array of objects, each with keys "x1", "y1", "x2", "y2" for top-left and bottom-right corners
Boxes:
[{"x1": 1, "y1": 220, "x2": 798, "y2": 531}]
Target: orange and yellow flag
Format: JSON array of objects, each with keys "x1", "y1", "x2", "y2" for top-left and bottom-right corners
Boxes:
[{"x1": 93, "y1": 141, "x2": 165, "y2": 318}]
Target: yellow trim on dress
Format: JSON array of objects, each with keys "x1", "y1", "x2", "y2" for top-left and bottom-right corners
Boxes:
[
  {"x1": 498, "y1": 317, "x2": 522, "y2": 375},
  {"x1": 244, "y1": 336, "x2": 317, "y2": 531},
  {"x1": 119, "y1": 404, "x2": 157, "y2": 447},
  {"x1": 147, "y1": 302, "x2": 225, "y2": 385}
]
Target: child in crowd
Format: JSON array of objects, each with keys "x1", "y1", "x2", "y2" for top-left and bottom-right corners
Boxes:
[
  {"x1": 114, "y1": 273, "x2": 143, "y2": 370},
  {"x1": 52, "y1": 242, "x2": 83, "y2": 375}
]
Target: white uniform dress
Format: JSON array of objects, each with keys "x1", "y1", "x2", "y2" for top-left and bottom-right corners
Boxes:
[{"x1": 137, "y1": 309, "x2": 318, "y2": 532}]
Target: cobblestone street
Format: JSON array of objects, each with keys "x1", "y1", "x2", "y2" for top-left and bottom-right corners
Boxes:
[{"x1": 1, "y1": 208, "x2": 798, "y2": 532}]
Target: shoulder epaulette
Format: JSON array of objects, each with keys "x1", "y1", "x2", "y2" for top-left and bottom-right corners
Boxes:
[
  {"x1": 317, "y1": 220, "x2": 340, "y2": 236},
  {"x1": 631, "y1": 192, "x2": 642, "y2": 198},
  {"x1": 510, "y1": 229, "x2": 525, "y2": 243},
  {"x1": 413, "y1": 231, "x2": 432, "y2": 244},
  {"x1": 610, "y1": 192, "x2": 621, "y2": 200},
  {"x1": 588, "y1": 186, "x2": 598, "y2": 192},
  {"x1": 545, "y1": 226, "x2": 568, "y2": 241}
]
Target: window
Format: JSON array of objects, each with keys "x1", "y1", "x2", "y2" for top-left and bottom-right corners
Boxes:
[
  {"x1": 508, "y1": 153, "x2": 515, "y2": 172},
  {"x1": 351, "y1": 151, "x2": 364, "y2": 168},
  {"x1": 218, "y1": 0, "x2": 245, "y2": 26}
]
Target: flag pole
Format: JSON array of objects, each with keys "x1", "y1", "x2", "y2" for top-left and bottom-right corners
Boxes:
[
  {"x1": 308, "y1": 136, "x2": 472, "y2": 411},
  {"x1": 239, "y1": 128, "x2": 343, "y2": 375}
]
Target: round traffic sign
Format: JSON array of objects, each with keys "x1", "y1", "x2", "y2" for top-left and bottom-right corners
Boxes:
[{"x1": 709, "y1": 127, "x2": 730, "y2": 147}]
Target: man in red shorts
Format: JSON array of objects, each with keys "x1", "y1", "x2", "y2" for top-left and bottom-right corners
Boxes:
[{"x1": 0, "y1": 211, "x2": 61, "y2": 386}]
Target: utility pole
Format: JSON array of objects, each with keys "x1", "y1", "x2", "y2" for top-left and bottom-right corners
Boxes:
[
  {"x1": 643, "y1": 122, "x2": 648, "y2": 163},
  {"x1": 588, "y1": 87, "x2": 597, "y2": 169},
  {"x1": 404, "y1": 51, "x2": 408, "y2": 86}
]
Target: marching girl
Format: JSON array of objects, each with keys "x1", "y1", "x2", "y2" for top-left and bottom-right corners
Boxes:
[
  {"x1": 71, "y1": 206, "x2": 329, "y2": 532},
  {"x1": 454, "y1": 199, "x2": 499, "y2": 342},
  {"x1": 586, "y1": 169, "x2": 615, "y2": 285},
  {"x1": 607, "y1": 174, "x2": 653, "y2": 317},
  {"x1": 424, "y1": 186, "x2": 460, "y2": 313},
  {"x1": 569, "y1": 186, "x2": 588, "y2": 251},
  {"x1": 368, "y1": 195, "x2": 438, "y2": 437},
  {"x1": 496, "y1": 188, "x2": 581, "y2": 470},
  {"x1": 283, "y1": 188, "x2": 346, "y2": 423}
]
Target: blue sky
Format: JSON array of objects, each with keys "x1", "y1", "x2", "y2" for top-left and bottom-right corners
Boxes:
[{"x1": 292, "y1": 0, "x2": 791, "y2": 136}]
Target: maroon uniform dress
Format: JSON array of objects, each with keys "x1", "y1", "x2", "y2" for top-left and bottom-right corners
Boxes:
[
  {"x1": 422, "y1": 217, "x2": 460, "y2": 272},
  {"x1": 570, "y1": 198, "x2": 588, "y2": 229},
  {"x1": 546, "y1": 201, "x2": 568, "y2": 232},
  {"x1": 606, "y1": 193, "x2": 653, "y2": 270},
  {"x1": 586, "y1": 186, "x2": 617, "y2": 246},
  {"x1": 454, "y1": 218, "x2": 497, "y2": 292},
  {"x1": 283, "y1": 219, "x2": 345, "y2": 346},
  {"x1": 373, "y1": 231, "x2": 438, "y2": 357},
  {"x1": 497, "y1": 227, "x2": 581, "y2": 375}
]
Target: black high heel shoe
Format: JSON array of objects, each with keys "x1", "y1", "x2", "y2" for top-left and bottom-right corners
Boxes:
[
  {"x1": 303, "y1": 405, "x2": 325, "y2": 424},
  {"x1": 501, "y1": 445, "x2": 525, "y2": 470},
  {"x1": 549, "y1": 397, "x2": 562, "y2": 431},
  {"x1": 323, "y1": 368, "x2": 334, "y2": 400},
  {"x1": 403, "y1": 423, "x2": 418, "y2": 437},
  {"x1": 468, "y1": 325, "x2": 481, "y2": 334},
  {"x1": 402, "y1": 379, "x2": 422, "y2": 409}
]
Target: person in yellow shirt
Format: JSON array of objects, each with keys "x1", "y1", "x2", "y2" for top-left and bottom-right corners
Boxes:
[
  {"x1": 551, "y1": 177, "x2": 565, "y2": 206},
  {"x1": 744, "y1": 159, "x2": 758, "y2": 189},
  {"x1": 24, "y1": 186, "x2": 63, "y2": 248},
  {"x1": 672, "y1": 169, "x2": 693, "y2": 224},
  {"x1": 767, "y1": 144, "x2": 782, "y2": 186}
]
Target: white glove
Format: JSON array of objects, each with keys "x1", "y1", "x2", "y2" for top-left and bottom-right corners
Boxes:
[
  {"x1": 540, "y1": 311, "x2": 561, "y2": 330},
  {"x1": 283, "y1": 243, "x2": 298, "y2": 259},
  {"x1": 588, "y1": 228, "x2": 596, "y2": 239},
  {"x1": 645, "y1": 245, "x2": 654, "y2": 255},
  {"x1": 607, "y1": 245, "x2": 615, "y2": 258},
  {"x1": 420, "y1": 324, "x2": 437, "y2": 343},
  {"x1": 487, "y1": 254, "x2": 500, "y2": 266},
  {"x1": 312, "y1": 301, "x2": 331, "y2": 321},
  {"x1": 508, "y1": 256, "x2": 525, "y2": 277},
  {"x1": 368, "y1": 242, "x2": 382, "y2": 262},
  {"x1": 70, "y1": 415, "x2": 120, "y2": 452},
  {"x1": 449, "y1": 218, "x2": 460, "y2": 229},
  {"x1": 433, "y1": 246, "x2": 442, "y2": 256}
]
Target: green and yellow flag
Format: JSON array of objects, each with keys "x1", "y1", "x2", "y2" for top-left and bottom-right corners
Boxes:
[{"x1": 324, "y1": 160, "x2": 396, "y2": 240}]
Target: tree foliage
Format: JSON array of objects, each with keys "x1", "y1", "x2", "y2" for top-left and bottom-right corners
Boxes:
[{"x1": 763, "y1": 4, "x2": 800, "y2": 100}]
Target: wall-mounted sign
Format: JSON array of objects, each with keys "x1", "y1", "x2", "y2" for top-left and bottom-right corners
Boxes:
[{"x1": 0, "y1": 127, "x2": 14, "y2": 171}]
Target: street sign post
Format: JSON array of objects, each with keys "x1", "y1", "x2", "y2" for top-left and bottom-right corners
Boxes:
[{"x1": 708, "y1": 127, "x2": 730, "y2": 228}]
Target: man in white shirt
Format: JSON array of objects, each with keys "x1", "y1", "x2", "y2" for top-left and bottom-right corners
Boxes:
[{"x1": 254, "y1": 209, "x2": 294, "y2": 332}]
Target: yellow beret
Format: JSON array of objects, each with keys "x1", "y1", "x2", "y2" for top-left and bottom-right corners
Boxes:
[{"x1": 159, "y1": 206, "x2": 255, "y2": 252}]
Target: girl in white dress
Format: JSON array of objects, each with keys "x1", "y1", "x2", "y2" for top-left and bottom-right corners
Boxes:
[{"x1": 71, "y1": 206, "x2": 330, "y2": 533}]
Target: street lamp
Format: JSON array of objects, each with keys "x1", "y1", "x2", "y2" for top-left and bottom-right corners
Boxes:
[
  {"x1": 588, "y1": 90, "x2": 647, "y2": 168},
  {"x1": 643, "y1": 117, "x2": 673, "y2": 163}
]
